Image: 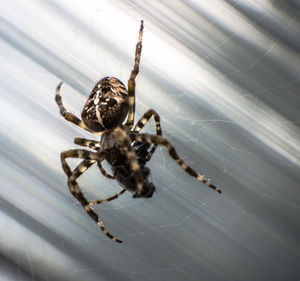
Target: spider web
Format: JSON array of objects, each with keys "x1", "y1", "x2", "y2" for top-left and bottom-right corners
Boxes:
[{"x1": 0, "y1": 0, "x2": 299, "y2": 281}]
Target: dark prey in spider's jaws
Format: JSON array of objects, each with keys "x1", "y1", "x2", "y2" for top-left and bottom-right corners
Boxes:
[{"x1": 55, "y1": 20, "x2": 221, "y2": 243}]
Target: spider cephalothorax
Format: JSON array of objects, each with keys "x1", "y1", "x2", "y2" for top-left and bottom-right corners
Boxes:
[
  {"x1": 55, "y1": 20, "x2": 221, "y2": 243},
  {"x1": 112, "y1": 141, "x2": 155, "y2": 198},
  {"x1": 98, "y1": 127, "x2": 156, "y2": 198}
]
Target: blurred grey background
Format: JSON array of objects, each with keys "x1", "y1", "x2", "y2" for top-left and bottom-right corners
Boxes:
[{"x1": 0, "y1": 1, "x2": 299, "y2": 281}]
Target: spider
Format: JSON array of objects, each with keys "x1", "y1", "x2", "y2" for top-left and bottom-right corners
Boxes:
[{"x1": 55, "y1": 20, "x2": 221, "y2": 243}]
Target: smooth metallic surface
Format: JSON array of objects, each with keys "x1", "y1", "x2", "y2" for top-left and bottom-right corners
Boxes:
[{"x1": 1, "y1": 1, "x2": 299, "y2": 280}]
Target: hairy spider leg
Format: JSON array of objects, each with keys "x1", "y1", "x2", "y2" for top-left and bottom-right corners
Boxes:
[
  {"x1": 55, "y1": 83, "x2": 102, "y2": 136},
  {"x1": 133, "y1": 109, "x2": 162, "y2": 161},
  {"x1": 74, "y1": 137, "x2": 101, "y2": 150},
  {"x1": 60, "y1": 149, "x2": 97, "y2": 176},
  {"x1": 74, "y1": 138, "x2": 115, "y2": 179},
  {"x1": 125, "y1": 20, "x2": 144, "y2": 129},
  {"x1": 96, "y1": 162, "x2": 115, "y2": 179},
  {"x1": 89, "y1": 189, "x2": 126, "y2": 207},
  {"x1": 131, "y1": 134, "x2": 222, "y2": 194},
  {"x1": 61, "y1": 149, "x2": 123, "y2": 243},
  {"x1": 113, "y1": 127, "x2": 144, "y2": 197}
]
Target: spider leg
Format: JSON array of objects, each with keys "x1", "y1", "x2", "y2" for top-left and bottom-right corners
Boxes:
[
  {"x1": 61, "y1": 150, "x2": 123, "y2": 243},
  {"x1": 130, "y1": 133, "x2": 222, "y2": 194},
  {"x1": 125, "y1": 20, "x2": 144, "y2": 129},
  {"x1": 97, "y1": 162, "x2": 115, "y2": 179},
  {"x1": 133, "y1": 109, "x2": 162, "y2": 161},
  {"x1": 114, "y1": 127, "x2": 144, "y2": 197},
  {"x1": 55, "y1": 82, "x2": 102, "y2": 136},
  {"x1": 74, "y1": 137, "x2": 115, "y2": 179},
  {"x1": 74, "y1": 137, "x2": 100, "y2": 150},
  {"x1": 88, "y1": 188, "x2": 126, "y2": 207},
  {"x1": 60, "y1": 149, "x2": 100, "y2": 177}
]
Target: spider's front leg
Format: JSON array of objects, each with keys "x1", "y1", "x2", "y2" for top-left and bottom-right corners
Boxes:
[
  {"x1": 74, "y1": 137, "x2": 115, "y2": 179},
  {"x1": 88, "y1": 189, "x2": 126, "y2": 207},
  {"x1": 125, "y1": 20, "x2": 144, "y2": 129},
  {"x1": 61, "y1": 149, "x2": 123, "y2": 243},
  {"x1": 60, "y1": 149, "x2": 99, "y2": 177},
  {"x1": 113, "y1": 127, "x2": 145, "y2": 197},
  {"x1": 74, "y1": 137, "x2": 101, "y2": 150},
  {"x1": 133, "y1": 109, "x2": 162, "y2": 161},
  {"x1": 131, "y1": 134, "x2": 222, "y2": 194}
]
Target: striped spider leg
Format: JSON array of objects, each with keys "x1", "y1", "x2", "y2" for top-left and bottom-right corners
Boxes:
[
  {"x1": 133, "y1": 109, "x2": 162, "y2": 161},
  {"x1": 130, "y1": 133, "x2": 222, "y2": 194},
  {"x1": 60, "y1": 149, "x2": 123, "y2": 242},
  {"x1": 55, "y1": 83, "x2": 102, "y2": 136},
  {"x1": 125, "y1": 20, "x2": 144, "y2": 129},
  {"x1": 74, "y1": 138, "x2": 115, "y2": 179}
]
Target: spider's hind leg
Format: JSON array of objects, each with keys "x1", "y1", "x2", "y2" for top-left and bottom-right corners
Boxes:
[
  {"x1": 133, "y1": 109, "x2": 162, "y2": 161},
  {"x1": 125, "y1": 20, "x2": 144, "y2": 129},
  {"x1": 131, "y1": 134, "x2": 222, "y2": 194},
  {"x1": 55, "y1": 83, "x2": 101, "y2": 135}
]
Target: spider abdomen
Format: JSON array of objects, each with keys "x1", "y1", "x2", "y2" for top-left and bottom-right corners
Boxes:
[{"x1": 81, "y1": 77, "x2": 129, "y2": 131}]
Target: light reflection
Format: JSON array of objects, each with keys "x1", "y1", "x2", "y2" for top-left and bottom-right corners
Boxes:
[{"x1": 0, "y1": 1, "x2": 299, "y2": 280}]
